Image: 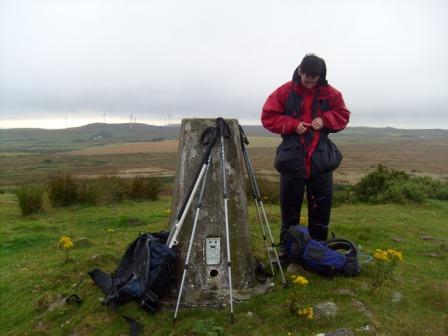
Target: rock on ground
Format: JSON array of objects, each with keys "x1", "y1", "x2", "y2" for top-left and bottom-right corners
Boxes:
[
  {"x1": 351, "y1": 299, "x2": 373, "y2": 320},
  {"x1": 313, "y1": 301, "x2": 338, "y2": 319}
]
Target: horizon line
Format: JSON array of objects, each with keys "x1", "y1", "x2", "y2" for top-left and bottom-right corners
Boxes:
[{"x1": 1, "y1": 121, "x2": 448, "y2": 131}]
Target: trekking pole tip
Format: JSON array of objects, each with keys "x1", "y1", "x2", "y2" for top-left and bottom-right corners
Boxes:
[
  {"x1": 172, "y1": 317, "x2": 177, "y2": 326},
  {"x1": 230, "y1": 313, "x2": 235, "y2": 324}
]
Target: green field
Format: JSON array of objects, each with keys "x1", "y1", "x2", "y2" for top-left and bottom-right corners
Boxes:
[{"x1": 1, "y1": 193, "x2": 447, "y2": 335}]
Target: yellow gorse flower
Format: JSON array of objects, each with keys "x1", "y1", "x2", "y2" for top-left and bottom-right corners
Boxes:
[
  {"x1": 374, "y1": 248, "x2": 403, "y2": 262},
  {"x1": 59, "y1": 236, "x2": 73, "y2": 250},
  {"x1": 298, "y1": 307, "x2": 314, "y2": 319},
  {"x1": 293, "y1": 275, "x2": 309, "y2": 286}
]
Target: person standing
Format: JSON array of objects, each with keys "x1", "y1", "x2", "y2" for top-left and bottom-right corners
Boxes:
[{"x1": 261, "y1": 54, "x2": 350, "y2": 253}]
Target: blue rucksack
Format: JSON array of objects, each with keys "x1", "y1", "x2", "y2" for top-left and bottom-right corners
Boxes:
[{"x1": 283, "y1": 225, "x2": 360, "y2": 277}]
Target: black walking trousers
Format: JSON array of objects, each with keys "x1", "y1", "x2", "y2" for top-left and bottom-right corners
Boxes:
[{"x1": 280, "y1": 172, "x2": 333, "y2": 242}]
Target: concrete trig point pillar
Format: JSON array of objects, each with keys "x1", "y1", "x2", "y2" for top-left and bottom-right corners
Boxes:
[{"x1": 169, "y1": 118, "x2": 255, "y2": 306}]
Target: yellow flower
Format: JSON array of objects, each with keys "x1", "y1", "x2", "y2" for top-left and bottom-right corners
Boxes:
[
  {"x1": 298, "y1": 308, "x2": 307, "y2": 315},
  {"x1": 298, "y1": 307, "x2": 313, "y2": 319},
  {"x1": 59, "y1": 236, "x2": 73, "y2": 250},
  {"x1": 287, "y1": 333, "x2": 292, "y2": 336},
  {"x1": 373, "y1": 249, "x2": 389, "y2": 262},
  {"x1": 387, "y1": 248, "x2": 403, "y2": 261},
  {"x1": 165, "y1": 209, "x2": 171, "y2": 214},
  {"x1": 293, "y1": 275, "x2": 309, "y2": 286},
  {"x1": 107, "y1": 228, "x2": 115, "y2": 233},
  {"x1": 374, "y1": 248, "x2": 403, "y2": 262},
  {"x1": 306, "y1": 308, "x2": 314, "y2": 320}
]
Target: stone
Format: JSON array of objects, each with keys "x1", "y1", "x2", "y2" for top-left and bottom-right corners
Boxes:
[
  {"x1": 335, "y1": 288, "x2": 356, "y2": 297},
  {"x1": 391, "y1": 291, "x2": 402, "y2": 303},
  {"x1": 324, "y1": 328, "x2": 354, "y2": 336},
  {"x1": 351, "y1": 299, "x2": 373, "y2": 319},
  {"x1": 168, "y1": 119, "x2": 254, "y2": 306},
  {"x1": 313, "y1": 301, "x2": 338, "y2": 319},
  {"x1": 357, "y1": 324, "x2": 377, "y2": 334}
]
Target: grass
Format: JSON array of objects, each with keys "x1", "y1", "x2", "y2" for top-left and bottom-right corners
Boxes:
[{"x1": 0, "y1": 193, "x2": 447, "y2": 335}]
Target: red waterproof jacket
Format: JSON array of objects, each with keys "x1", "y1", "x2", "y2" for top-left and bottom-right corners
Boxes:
[{"x1": 261, "y1": 74, "x2": 350, "y2": 177}]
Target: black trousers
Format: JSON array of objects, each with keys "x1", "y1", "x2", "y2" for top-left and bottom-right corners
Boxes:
[{"x1": 280, "y1": 172, "x2": 333, "y2": 242}]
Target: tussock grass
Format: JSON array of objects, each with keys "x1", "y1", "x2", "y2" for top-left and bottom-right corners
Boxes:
[{"x1": 15, "y1": 186, "x2": 44, "y2": 215}]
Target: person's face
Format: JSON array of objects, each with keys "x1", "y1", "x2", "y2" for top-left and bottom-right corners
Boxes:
[{"x1": 300, "y1": 72, "x2": 319, "y2": 89}]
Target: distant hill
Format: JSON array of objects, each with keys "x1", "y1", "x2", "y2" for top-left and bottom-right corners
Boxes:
[
  {"x1": 0, "y1": 123, "x2": 181, "y2": 153},
  {"x1": 1, "y1": 122, "x2": 448, "y2": 153}
]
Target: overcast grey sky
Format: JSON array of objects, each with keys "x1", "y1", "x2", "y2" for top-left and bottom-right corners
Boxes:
[{"x1": 1, "y1": 0, "x2": 447, "y2": 129}]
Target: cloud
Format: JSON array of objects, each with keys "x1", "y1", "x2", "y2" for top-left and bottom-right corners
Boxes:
[{"x1": 1, "y1": 0, "x2": 448, "y2": 128}]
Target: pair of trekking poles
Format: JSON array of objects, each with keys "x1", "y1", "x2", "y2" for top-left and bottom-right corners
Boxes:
[{"x1": 166, "y1": 118, "x2": 286, "y2": 324}]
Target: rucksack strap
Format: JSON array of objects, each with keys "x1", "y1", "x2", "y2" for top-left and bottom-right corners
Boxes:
[
  {"x1": 106, "y1": 301, "x2": 143, "y2": 336},
  {"x1": 343, "y1": 256, "x2": 361, "y2": 276},
  {"x1": 89, "y1": 268, "x2": 143, "y2": 336},
  {"x1": 122, "y1": 313, "x2": 143, "y2": 336},
  {"x1": 253, "y1": 256, "x2": 272, "y2": 282},
  {"x1": 65, "y1": 275, "x2": 86, "y2": 304},
  {"x1": 89, "y1": 268, "x2": 113, "y2": 294},
  {"x1": 325, "y1": 238, "x2": 358, "y2": 257}
]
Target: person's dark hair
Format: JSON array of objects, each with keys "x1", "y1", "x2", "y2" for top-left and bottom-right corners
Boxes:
[{"x1": 298, "y1": 53, "x2": 328, "y2": 86}]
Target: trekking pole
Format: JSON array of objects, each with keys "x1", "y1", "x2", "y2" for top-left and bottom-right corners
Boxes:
[
  {"x1": 167, "y1": 163, "x2": 208, "y2": 248},
  {"x1": 166, "y1": 124, "x2": 219, "y2": 248},
  {"x1": 217, "y1": 118, "x2": 234, "y2": 323},
  {"x1": 239, "y1": 126, "x2": 287, "y2": 287},
  {"x1": 239, "y1": 133, "x2": 275, "y2": 277},
  {"x1": 173, "y1": 156, "x2": 212, "y2": 324}
]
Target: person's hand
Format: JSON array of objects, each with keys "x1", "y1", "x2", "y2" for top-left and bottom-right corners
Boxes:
[
  {"x1": 311, "y1": 117, "x2": 324, "y2": 130},
  {"x1": 296, "y1": 121, "x2": 311, "y2": 134}
]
